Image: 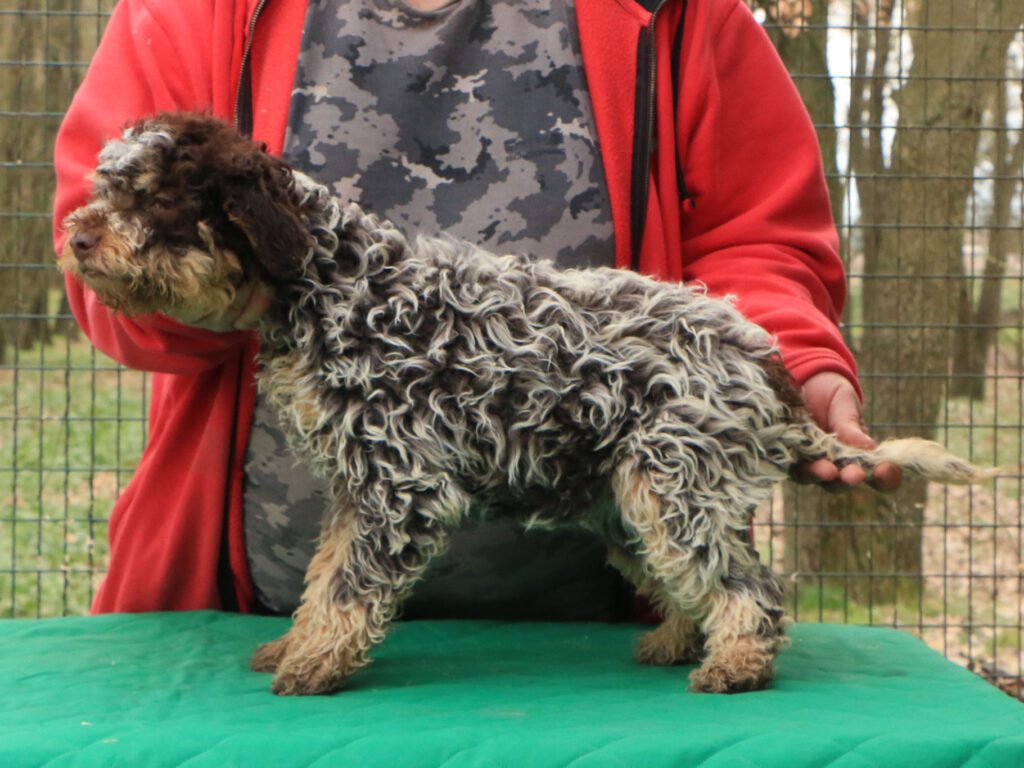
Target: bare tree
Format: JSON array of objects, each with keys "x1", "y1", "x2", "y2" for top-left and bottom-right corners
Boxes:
[{"x1": 951, "y1": 38, "x2": 1024, "y2": 399}]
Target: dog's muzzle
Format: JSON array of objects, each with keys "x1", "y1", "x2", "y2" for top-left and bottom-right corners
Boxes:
[{"x1": 69, "y1": 231, "x2": 102, "y2": 264}]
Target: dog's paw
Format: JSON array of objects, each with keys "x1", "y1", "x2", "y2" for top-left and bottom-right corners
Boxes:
[
  {"x1": 688, "y1": 642, "x2": 774, "y2": 694},
  {"x1": 634, "y1": 625, "x2": 703, "y2": 666},
  {"x1": 270, "y1": 655, "x2": 350, "y2": 696},
  {"x1": 250, "y1": 637, "x2": 290, "y2": 673},
  {"x1": 689, "y1": 662, "x2": 771, "y2": 693}
]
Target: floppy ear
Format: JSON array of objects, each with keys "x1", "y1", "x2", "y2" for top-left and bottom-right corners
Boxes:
[{"x1": 219, "y1": 153, "x2": 312, "y2": 283}]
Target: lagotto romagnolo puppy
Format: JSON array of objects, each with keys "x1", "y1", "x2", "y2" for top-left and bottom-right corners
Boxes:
[{"x1": 59, "y1": 113, "x2": 997, "y2": 696}]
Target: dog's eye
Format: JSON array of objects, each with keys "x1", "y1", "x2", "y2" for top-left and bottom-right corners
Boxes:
[{"x1": 152, "y1": 194, "x2": 175, "y2": 210}]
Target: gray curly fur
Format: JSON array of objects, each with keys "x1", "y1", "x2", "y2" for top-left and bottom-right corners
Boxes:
[
  {"x1": 268, "y1": 178, "x2": 813, "y2": 502},
  {"x1": 62, "y1": 114, "x2": 995, "y2": 696},
  {"x1": 251, "y1": 172, "x2": 815, "y2": 685}
]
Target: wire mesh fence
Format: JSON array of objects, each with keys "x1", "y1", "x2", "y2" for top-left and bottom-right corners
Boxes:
[
  {"x1": 751, "y1": 0, "x2": 1024, "y2": 699},
  {"x1": 0, "y1": 0, "x2": 1021, "y2": 699},
  {"x1": 0, "y1": 0, "x2": 140, "y2": 619}
]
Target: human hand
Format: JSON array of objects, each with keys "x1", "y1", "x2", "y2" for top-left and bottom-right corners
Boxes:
[
  {"x1": 167, "y1": 281, "x2": 275, "y2": 332},
  {"x1": 791, "y1": 371, "x2": 902, "y2": 491}
]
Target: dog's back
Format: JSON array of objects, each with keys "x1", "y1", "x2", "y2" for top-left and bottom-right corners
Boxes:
[{"x1": 273, "y1": 212, "x2": 800, "y2": 509}]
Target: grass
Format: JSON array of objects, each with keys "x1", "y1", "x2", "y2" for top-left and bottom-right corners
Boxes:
[
  {"x1": 0, "y1": 332, "x2": 147, "y2": 617},
  {"x1": 787, "y1": 579, "x2": 948, "y2": 628}
]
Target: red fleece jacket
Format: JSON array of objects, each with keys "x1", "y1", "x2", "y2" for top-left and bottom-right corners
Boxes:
[{"x1": 53, "y1": 0, "x2": 856, "y2": 614}]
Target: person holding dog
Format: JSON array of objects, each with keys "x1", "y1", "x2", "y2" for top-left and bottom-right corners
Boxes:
[{"x1": 53, "y1": 0, "x2": 899, "y2": 618}]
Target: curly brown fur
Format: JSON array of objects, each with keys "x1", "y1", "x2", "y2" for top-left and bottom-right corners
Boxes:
[{"x1": 61, "y1": 113, "x2": 999, "y2": 696}]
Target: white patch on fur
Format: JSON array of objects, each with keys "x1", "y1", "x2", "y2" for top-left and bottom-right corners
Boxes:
[{"x1": 97, "y1": 128, "x2": 174, "y2": 179}]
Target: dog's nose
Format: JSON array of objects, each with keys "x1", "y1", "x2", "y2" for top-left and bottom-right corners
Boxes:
[{"x1": 70, "y1": 232, "x2": 100, "y2": 261}]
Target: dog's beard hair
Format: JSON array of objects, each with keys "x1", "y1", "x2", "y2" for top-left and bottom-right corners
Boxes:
[{"x1": 62, "y1": 203, "x2": 242, "y2": 319}]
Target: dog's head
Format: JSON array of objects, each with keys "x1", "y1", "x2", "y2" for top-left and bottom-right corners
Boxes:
[{"x1": 59, "y1": 112, "x2": 311, "y2": 320}]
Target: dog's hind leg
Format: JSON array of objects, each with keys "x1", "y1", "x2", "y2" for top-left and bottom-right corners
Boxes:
[
  {"x1": 612, "y1": 457, "x2": 785, "y2": 693},
  {"x1": 686, "y1": 560, "x2": 785, "y2": 694},
  {"x1": 257, "y1": 477, "x2": 469, "y2": 695},
  {"x1": 606, "y1": 547, "x2": 704, "y2": 665}
]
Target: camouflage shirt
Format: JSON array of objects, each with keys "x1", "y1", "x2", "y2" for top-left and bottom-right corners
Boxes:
[{"x1": 244, "y1": 0, "x2": 628, "y2": 618}]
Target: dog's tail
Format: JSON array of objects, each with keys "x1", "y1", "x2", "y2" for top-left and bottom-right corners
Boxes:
[
  {"x1": 842, "y1": 436, "x2": 1003, "y2": 484},
  {"x1": 755, "y1": 356, "x2": 1006, "y2": 484},
  {"x1": 796, "y1": 424, "x2": 1006, "y2": 485}
]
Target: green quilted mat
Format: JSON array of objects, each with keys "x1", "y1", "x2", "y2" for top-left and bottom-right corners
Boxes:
[{"x1": 2, "y1": 612, "x2": 1023, "y2": 767}]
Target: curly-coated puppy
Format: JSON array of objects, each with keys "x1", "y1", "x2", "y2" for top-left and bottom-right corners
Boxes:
[{"x1": 60, "y1": 113, "x2": 995, "y2": 696}]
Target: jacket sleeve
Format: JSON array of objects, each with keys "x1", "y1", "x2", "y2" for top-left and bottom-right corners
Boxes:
[
  {"x1": 53, "y1": 0, "x2": 251, "y2": 375},
  {"x1": 678, "y1": 0, "x2": 860, "y2": 395}
]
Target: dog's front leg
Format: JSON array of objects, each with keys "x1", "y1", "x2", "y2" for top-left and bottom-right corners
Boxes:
[
  {"x1": 254, "y1": 478, "x2": 468, "y2": 695},
  {"x1": 251, "y1": 509, "x2": 370, "y2": 696}
]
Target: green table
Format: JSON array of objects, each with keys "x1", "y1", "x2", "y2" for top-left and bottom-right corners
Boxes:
[{"x1": 2, "y1": 612, "x2": 1022, "y2": 766}]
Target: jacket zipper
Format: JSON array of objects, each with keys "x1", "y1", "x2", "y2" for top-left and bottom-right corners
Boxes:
[
  {"x1": 233, "y1": 0, "x2": 271, "y2": 135},
  {"x1": 630, "y1": 0, "x2": 672, "y2": 272}
]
